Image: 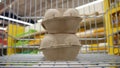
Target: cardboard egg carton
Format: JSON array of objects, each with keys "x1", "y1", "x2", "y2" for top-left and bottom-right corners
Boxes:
[
  {"x1": 42, "y1": 9, "x2": 82, "y2": 34},
  {"x1": 40, "y1": 8, "x2": 82, "y2": 61}
]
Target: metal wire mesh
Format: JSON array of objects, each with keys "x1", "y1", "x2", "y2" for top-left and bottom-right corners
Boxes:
[{"x1": 0, "y1": 0, "x2": 120, "y2": 67}]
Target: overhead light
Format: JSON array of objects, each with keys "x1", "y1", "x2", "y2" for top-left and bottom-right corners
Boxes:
[
  {"x1": 75, "y1": 0, "x2": 103, "y2": 10},
  {"x1": 0, "y1": 15, "x2": 33, "y2": 26},
  {"x1": 0, "y1": 27, "x2": 7, "y2": 30}
]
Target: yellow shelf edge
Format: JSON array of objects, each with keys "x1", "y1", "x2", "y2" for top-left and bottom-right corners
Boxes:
[
  {"x1": 113, "y1": 26, "x2": 120, "y2": 33},
  {"x1": 108, "y1": 7, "x2": 120, "y2": 14}
]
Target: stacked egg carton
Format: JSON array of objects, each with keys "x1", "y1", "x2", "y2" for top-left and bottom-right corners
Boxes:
[{"x1": 40, "y1": 9, "x2": 82, "y2": 61}]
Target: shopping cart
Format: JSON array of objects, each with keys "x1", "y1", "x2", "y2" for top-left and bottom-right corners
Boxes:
[{"x1": 0, "y1": 0, "x2": 120, "y2": 68}]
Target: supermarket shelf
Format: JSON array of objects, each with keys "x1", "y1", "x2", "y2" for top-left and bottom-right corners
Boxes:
[
  {"x1": 0, "y1": 45, "x2": 7, "y2": 48},
  {"x1": 0, "y1": 45, "x2": 39, "y2": 48},
  {"x1": 79, "y1": 38, "x2": 105, "y2": 40},
  {"x1": 16, "y1": 38, "x2": 105, "y2": 41},
  {"x1": 114, "y1": 45, "x2": 120, "y2": 48},
  {"x1": 0, "y1": 54, "x2": 120, "y2": 67},
  {"x1": 14, "y1": 45, "x2": 39, "y2": 48},
  {"x1": 108, "y1": 7, "x2": 120, "y2": 14},
  {"x1": 10, "y1": 44, "x2": 39, "y2": 49},
  {"x1": 80, "y1": 15, "x2": 103, "y2": 27},
  {"x1": 88, "y1": 50, "x2": 108, "y2": 53},
  {"x1": 104, "y1": 0, "x2": 120, "y2": 55},
  {"x1": 80, "y1": 22, "x2": 104, "y2": 30},
  {"x1": 81, "y1": 50, "x2": 108, "y2": 54},
  {"x1": 77, "y1": 27, "x2": 105, "y2": 38},
  {"x1": 108, "y1": 26, "x2": 120, "y2": 36},
  {"x1": 15, "y1": 31, "x2": 46, "y2": 39},
  {"x1": 80, "y1": 39, "x2": 106, "y2": 45},
  {"x1": 79, "y1": 37, "x2": 106, "y2": 44},
  {"x1": 113, "y1": 26, "x2": 120, "y2": 34},
  {"x1": 15, "y1": 38, "x2": 106, "y2": 45},
  {"x1": 16, "y1": 39, "x2": 41, "y2": 40},
  {"x1": 77, "y1": 32, "x2": 105, "y2": 38}
]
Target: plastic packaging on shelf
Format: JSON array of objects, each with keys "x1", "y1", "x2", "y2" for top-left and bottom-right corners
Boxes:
[
  {"x1": 29, "y1": 39, "x2": 40, "y2": 45},
  {"x1": 14, "y1": 40, "x2": 29, "y2": 46},
  {"x1": 17, "y1": 50, "x2": 39, "y2": 54},
  {"x1": 76, "y1": 28, "x2": 105, "y2": 38},
  {"x1": 16, "y1": 29, "x2": 37, "y2": 37},
  {"x1": 112, "y1": 11, "x2": 120, "y2": 27}
]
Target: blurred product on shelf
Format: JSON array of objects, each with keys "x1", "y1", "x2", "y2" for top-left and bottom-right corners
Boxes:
[
  {"x1": 17, "y1": 50, "x2": 39, "y2": 54},
  {"x1": 110, "y1": 0, "x2": 120, "y2": 8},
  {"x1": 79, "y1": 28, "x2": 85, "y2": 32},
  {"x1": 35, "y1": 35, "x2": 44, "y2": 39},
  {"x1": 112, "y1": 14, "x2": 116, "y2": 24},
  {"x1": 116, "y1": 1, "x2": 120, "y2": 8},
  {"x1": 14, "y1": 40, "x2": 29, "y2": 46},
  {"x1": 80, "y1": 15, "x2": 103, "y2": 27},
  {"x1": 112, "y1": 11, "x2": 120, "y2": 27},
  {"x1": 29, "y1": 35, "x2": 44, "y2": 45},
  {"x1": 16, "y1": 29, "x2": 37, "y2": 37},
  {"x1": 114, "y1": 32, "x2": 120, "y2": 45},
  {"x1": 0, "y1": 38, "x2": 7, "y2": 45},
  {"x1": 76, "y1": 27, "x2": 105, "y2": 38},
  {"x1": 29, "y1": 39, "x2": 40, "y2": 45},
  {"x1": 0, "y1": 30, "x2": 7, "y2": 45},
  {"x1": 89, "y1": 43, "x2": 107, "y2": 51},
  {"x1": 93, "y1": 27, "x2": 104, "y2": 33}
]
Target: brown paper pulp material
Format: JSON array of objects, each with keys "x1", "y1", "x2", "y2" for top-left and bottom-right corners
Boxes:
[
  {"x1": 42, "y1": 46, "x2": 80, "y2": 61},
  {"x1": 43, "y1": 8, "x2": 80, "y2": 21},
  {"x1": 42, "y1": 16, "x2": 82, "y2": 34},
  {"x1": 40, "y1": 8, "x2": 82, "y2": 61},
  {"x1": 63, "y1": 8, "x2": 79, "y2": 17},
  {"x1": 40, "y1": 34, "x2": 81, "y2": 50},
  {"x1": 41, "y1": 8, "x2": 82, "y2": 34}
]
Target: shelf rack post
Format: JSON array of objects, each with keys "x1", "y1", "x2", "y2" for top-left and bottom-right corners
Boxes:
[{"x1": 104, "y1": 0, "x2": 114, "y2": 55}]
